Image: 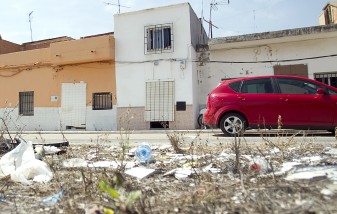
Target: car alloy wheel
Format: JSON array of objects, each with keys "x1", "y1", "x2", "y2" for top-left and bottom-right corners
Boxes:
[{"x1": 220, "y1": 113, "x2": 246, "y2": 136}]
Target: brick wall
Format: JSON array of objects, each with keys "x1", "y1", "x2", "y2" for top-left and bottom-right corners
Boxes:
[
  {"x1": 0, "y1": 40, "x2": 21, "y2": 54},
  {"x1": 22, "y1": 36, "x2": 74, "y2": 51},
  {"x1": 117, "y1": 105, "x2": 195, "y2": 130}
]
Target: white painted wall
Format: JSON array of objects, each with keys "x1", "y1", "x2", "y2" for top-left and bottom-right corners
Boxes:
[
  {"x1": 0, "y1": 108, "x2": 61, "y2": 131},
  {"x1": 198, "y1": 35, "x2": 337, "y2": 106},
  {"x1": 86, "y1": 106, "x2": 117, "y2": 131},
  {"x1": 114, "y1": 3, "x2": 197, "y2": 108},
  {"x1": 0, "y1": 106, "x2": 117, "y2": 131}
]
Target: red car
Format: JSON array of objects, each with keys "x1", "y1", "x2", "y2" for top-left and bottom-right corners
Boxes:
[{"x1": 203, "y1": 75, "x2": 337, "y2": 136}]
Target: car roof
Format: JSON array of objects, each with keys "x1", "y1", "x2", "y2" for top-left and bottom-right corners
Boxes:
[
  {"x1": 223, "y1": 75, "x2": 315, "y2": 84},
  {"x1": 221, "y1": 75, "x2": 337, "y2": 90}
]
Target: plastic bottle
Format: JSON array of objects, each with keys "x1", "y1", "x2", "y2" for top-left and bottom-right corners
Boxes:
[{"x1": 135, "y1": 143, "x2": 152, "y2": 163}]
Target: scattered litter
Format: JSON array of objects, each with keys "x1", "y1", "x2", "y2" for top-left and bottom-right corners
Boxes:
[
  {"x1": 324, "y1": 147, "x2": 337, "y2": 156},
  {"x1": 285, "y1": 166, "x2": 337, "y2": 182},
  {"x1": 128, "y1": 147, "x2": 137, "y2": 157},
  {"x1": 248, "y1": 157, "x2": 270, "y2": 174},
  {"x1": 163, "y1": 168, "x2": 177, "y2": 177},
  {"x1": 159, "y1": 144, "x2": 172, "y2": 150},
  {"x1": 321, "y1": 188, "x2": 334, "y2": 196},
  {"x1": 63, "y1": 158, "x2": 88, "y2": 168},
  {"x1": 203, "y1": 163, "x2": 222, "y2": 174},
  {"x1": 34, "y1": 141, "x2": 69, "y2": 148},
  {"x1": 183, "y1": 161, "x2": 197, "y2": 168},
  {"x1": 0, "y1": 137, "x2": 53, "y2": 185},
  {"x1": 125, "y1": 167, "x2": 155, "y2": 179},
  {"x1": 0, "y1": 137, "x2": 19, "y2": 155},
  {"x1": 278, "y1": 162, "x2": 302, "y2": 174},
  {"x1": 269, "y1": 147, "x2": 280, "y2": 154},
  {"x1": 0, "y1": 193, "x2": 13, "y2": 205},
  {"x1": 300, "y1": 155, "x2": 322, "y2": 163},
  {"x1": 135, "y1": 143, "x2": 152, "y2": 163},
  {"x1": 43, "y1": 146, "x2": 62, "y2": 155},
  {"x1": 88, "y1": 161, "x2": 118, "y2": 168},
  {"x1": 34, "y1": 144, "x2": 45, "y2": 158},
  {"x1": 41, "y1": 188, "x2": 64, "y2": 206},
  {"x1": 174, "y1": 168, "x2": 192, "y2": 179}
]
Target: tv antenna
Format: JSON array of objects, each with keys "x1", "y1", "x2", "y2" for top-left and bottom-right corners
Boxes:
[
  {"x1": 204, "y1": 0, "x2": 230, "y2": 38},
  {"x1": 104, "y1": 0, "x2": 130, "y2": 13},
  {"x1": 28, "y1": 11, "x2": 34, "y2": 41}
]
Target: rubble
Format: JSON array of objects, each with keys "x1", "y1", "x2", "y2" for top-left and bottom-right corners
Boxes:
[{"x1": 0, "y1": 134, "x2": 337, "y2": 213}]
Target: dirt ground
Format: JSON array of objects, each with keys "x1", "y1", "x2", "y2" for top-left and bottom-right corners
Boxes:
[{"x1": 0, "y1": 132, "x2": 337, "y2": 214}]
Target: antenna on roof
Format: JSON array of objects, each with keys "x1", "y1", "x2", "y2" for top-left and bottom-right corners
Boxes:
[
  {"x1": 104, "y1": 0, "x2": 130, "y2": 13},
  {"x1": 204, "y1": 0, "x2": 230, "y2": 38},
  {"x1": 28, "y1": 11, "x2": 34, "y2": 41}
]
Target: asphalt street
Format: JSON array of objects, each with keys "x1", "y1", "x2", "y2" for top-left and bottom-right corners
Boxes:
[{"x1": 6, "y1": 129, "x2": 336, "y2": 146}]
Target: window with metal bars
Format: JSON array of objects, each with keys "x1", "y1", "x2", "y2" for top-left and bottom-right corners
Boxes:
[
  {"x1": 314, "y1": 72, "x2": 337, "y2": 88},
  {"x1": 92, "y1": 92, "x2": 112, "y2": 110},
  {"x1": 144, "y1": 23, "x2": 173, "y2": 54},
  {"x1": 19, "y1": 91, "x2": 34, "y2": 116}
]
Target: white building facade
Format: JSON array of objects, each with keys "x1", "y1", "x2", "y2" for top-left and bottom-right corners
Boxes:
[
  {"x1": 197, "y1": 24, "x2": 337, "y2": 106},
  {"x1": 114, "y1": 3, "x2": 208, "y2": 130}
]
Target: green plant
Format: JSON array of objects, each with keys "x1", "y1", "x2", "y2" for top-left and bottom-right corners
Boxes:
[{"x1": 99, "y1": 179, "x2": 141, "y2": 213}]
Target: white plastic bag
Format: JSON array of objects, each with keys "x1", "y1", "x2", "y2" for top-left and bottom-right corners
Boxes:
[
  {"x1": 0, "y1": 138, "x2": 53, "y2": 185},
  {"x1": 11, "y1": 159, "x2": 53, "y2": 185},
  {"x1": 0, "y1": 138, "x2": 35, "y2": 177}
]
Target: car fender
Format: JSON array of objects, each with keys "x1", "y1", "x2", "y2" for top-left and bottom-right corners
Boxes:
[{"x1": 214, "y1": 105, "x2": 249, "y2": 126}]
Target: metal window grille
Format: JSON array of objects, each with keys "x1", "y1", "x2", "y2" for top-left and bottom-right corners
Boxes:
[
  {"x1": 314, "y1": 72, "x2": 337, "y2": 88},
  {"x1": 144, "y1": 23, "x2": 174, "y2": 54},
  {"x1": 145, "y1": 80, "x2": 174, "y2": 121},
  {"x1": 19, "y1": 91, "x2": 34, "y2": 116},
  {"x1": 92, "y1": 92, "x2": 112, "y2": 110}
]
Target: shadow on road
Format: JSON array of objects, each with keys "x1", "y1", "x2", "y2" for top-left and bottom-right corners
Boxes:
[{"x1": 213, "y1": 130, "x2": 335, "y2": 138}]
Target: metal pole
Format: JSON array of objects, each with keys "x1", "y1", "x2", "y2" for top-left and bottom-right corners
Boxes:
[{"x1": 29, "y1": 11, "x2": 33, "y2": 41}]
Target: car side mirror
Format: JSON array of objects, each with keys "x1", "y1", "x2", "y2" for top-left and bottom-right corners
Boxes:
[{"x1": 317, "y1": 88, "x2": 327, "y2": 95}]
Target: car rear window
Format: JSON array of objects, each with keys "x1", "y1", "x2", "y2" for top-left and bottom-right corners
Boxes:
[{"x1": 228, "y1": 81, "x2": 241, "y2": 92}]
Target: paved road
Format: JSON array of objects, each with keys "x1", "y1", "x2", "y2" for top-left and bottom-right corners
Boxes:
[{"x1": 6, "y1": 129, "x2": 336, "y2": 146}]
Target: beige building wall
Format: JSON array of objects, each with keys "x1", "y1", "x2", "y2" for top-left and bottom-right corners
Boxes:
[
  {"x1": 0, "y1": 35, "x2": 116, "y2": 131},
  {"x1": 319, "y1": 3, "x2": 337, "y2": 25}
]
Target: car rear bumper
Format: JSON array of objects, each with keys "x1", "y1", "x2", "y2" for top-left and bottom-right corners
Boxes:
[{"x1": 203, "y1": 111, "x2": 218, "y2": 128}]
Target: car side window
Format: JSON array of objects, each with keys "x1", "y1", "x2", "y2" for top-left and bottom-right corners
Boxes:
[
  {"x1": 277, "y1": 78, "x2": 320, "y2": 94},
  {"x1": 241, "y1": 78, "x2": 273, "y2": 94},
  {"x1": 228, "y1": 81, "x2": 241, "y2": 92},
  {"x1": 328, "y1": 89, "x2": 337, "y2": 95}
]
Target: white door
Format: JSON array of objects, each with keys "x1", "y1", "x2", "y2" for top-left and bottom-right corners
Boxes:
[{"x1": 60, "y1": 83, "x2": 86, "y2": 130}]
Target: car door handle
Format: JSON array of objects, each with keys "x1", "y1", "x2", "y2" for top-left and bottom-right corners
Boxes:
[
  {"x1": 237, "y1": 96, "x2": 246, "y2": 100},
  {"x1": 280, "y1": 97, "x2": 288, "y2": 101}
]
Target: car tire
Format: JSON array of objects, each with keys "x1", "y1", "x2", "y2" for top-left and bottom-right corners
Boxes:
[
  {"x1": 198, "y1": 114, "x2": 204, "y2": 127},
  {"x1": 220, "y1": 113, "x2": 246, "y2": 136},
  {"x1": 198, "y1": 114, "x2": 209, "y2": 129}
]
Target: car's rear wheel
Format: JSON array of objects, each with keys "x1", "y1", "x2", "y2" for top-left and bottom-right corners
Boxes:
[{"x1": 220, "y1": 113, "x2": 246, "y2": 136}]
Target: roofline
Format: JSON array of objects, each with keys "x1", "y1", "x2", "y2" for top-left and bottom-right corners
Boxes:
[
  {"x1": 22, "y1": 36, "x2": 74, "y2": 45},
  {"x1": 80, "y1": 32, "x2": 114, "y2": 39},
  {"x1": 209, "y1": 24, "x2": 337, "y2": 50},
  {"x1": 114, "y1": 2, "x2": 191, "y2": 17},
  {"x1": 323, "y1": 2, "x2": 337, "y2": 10}
]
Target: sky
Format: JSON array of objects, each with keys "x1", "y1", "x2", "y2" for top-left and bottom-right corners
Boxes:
[{"x1": 0, "y1": 0, "x2": 331, "y2": 44}]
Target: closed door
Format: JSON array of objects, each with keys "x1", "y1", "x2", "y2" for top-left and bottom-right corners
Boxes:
[{"x1": 61, "y1": 83, "x2": 86, "y2": 130}]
